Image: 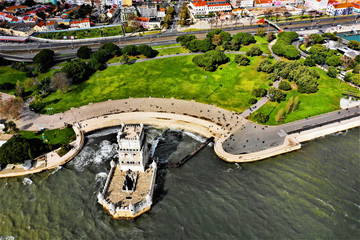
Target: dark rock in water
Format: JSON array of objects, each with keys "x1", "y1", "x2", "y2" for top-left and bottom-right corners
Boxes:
[{"x1": 162, "y1": 129, "x2": 183, "y2": 143}]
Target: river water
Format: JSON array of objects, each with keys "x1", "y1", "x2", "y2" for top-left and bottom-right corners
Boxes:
[{"x1": 0, "y1": 127, "x2": 359, "y2": 239}]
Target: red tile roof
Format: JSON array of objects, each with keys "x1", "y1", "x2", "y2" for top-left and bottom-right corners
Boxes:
[
  {"x1": 333, "y1": 3, "x2": 353, "y2": 8},
  {"x1": 192, "y1": 1, "x2": 207, "y2": 6}
]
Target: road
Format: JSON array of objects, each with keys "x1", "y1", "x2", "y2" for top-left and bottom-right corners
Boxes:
[{"x1": 0, "y1": 16, "x2": 357, "y2": 54}]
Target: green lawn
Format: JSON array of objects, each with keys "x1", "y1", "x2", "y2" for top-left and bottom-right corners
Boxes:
[
  {"x1": 37, "y1": 26, "x2": 123, "y2": 40},
  {"x1": 249, "y1": 67, "x2": 358, "y2": 125},
  {"x1": 156, "y1": 47, "x2": 191, "y2": 56},
  {"x1": 36, "y1": 55, "x2": 270, "y2": 113},
  {"x1": 153, "y1": 44, "x2": 181, "y2": 49},
  {"x1": 19, "y1": 126, "x2": 76, "y2": 147},
  {"x1": 0, "y1": 67, "x2": 30, "y2": 94}
]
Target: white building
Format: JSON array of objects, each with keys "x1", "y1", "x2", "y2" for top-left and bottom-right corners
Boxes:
[
  {"x1": 326, "y1": 3, "x2": 353, "y2": 16},
  {"x1": 117, "y1": 123, "x2": 149, "y2": 172},
  {"x1": 70, "y1": 18, "x2": 90, "y2": 28},
  {"x1": 305, "y1": 0, "x2": 328, "y2": 11},
  {"x1": 188, "y1": 0, "x2": 232, "y2": 16}
]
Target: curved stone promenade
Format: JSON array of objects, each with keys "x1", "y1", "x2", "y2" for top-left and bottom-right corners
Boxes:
[{"x1": 1, "y1": 97, "x2": 359, "y2": 178}]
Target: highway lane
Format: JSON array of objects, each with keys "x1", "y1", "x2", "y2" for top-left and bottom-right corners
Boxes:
[{"x1": 0, "y1": 16, "x2": 358, "y2": 54}]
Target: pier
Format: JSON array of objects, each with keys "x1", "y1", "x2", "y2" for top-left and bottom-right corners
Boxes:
[{"x1": 166, "y1": 137, "x2": 214, "y2": 168}]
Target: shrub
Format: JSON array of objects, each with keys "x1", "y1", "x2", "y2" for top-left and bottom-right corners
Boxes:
[
  {"x1": 248, "y1": 98, "x2": 257, "y2": 105},
  {"x1": 192, "y1": 50, "x2": 229, "y2": 71},
  {"x1": 77, "y1": 45, "x2": 92, "y2": 59},
  {"x1": 304, "y1": 56, "x2": 316, "y2": 67},
  {"x1": 348, "y1": 40, "x2": 360, "y2": 51},
  {"x1": 137, "y1": 44, "x2": 156, "y2": 58},
  {"x1": 286, "y1": 96, "x2": 293, "y2": 114},
  {"x1": 327, "y1": 66, "x2": 337, "y2": 78},
  {"x1": 326, "y1": 55, "x2": 341, "y2": 66},
  {"x1": 276, "y1": 109, "x2": 285, "y2": 123},
  {"x1": 278, "y1": 80, "x2": 292, "y2": 91},
  {"x1": 246, "y1": 46, "x2": 263, "y2": 56},
  {"x1": 235, "y1": 54, "x2": 250, "y2": 66},
  {"x1": 309, "y1": 34, "x2": 324, "y2": 44},
  {"x1": 121, "y1": 45, "x2": 138, "y2": 56},
  {"x1": 266, "y1": 32, "x2": 276, "y2": 42},
  {"x1": 268, "y1": 87, "x2": 286, "y2": 102},
  {"x1": 252, "y1": 88, "x2": 267, "y2": 97},
  {"x1": 255, "y1": 112, "x2": 269, "y2": 124},
  {"x1": 99, "y1": 42, "x2": 121, "y2": 56}
]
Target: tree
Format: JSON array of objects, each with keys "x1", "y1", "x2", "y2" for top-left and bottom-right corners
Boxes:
[
  {"x1": 304, "y1": 56, "x2": 316, "y2": 67},
  {"x1": 24, "y1": 78, "x2": 36, "y2": 91},
  {"x1": 87, "y1": 58, "x2": 103, "y2": 71},
  {"x1": 255, "y1": 112, "x2": 269, "y2": 124},
  {"x1": 286, "y1": 96, "x2": 293, "y2": 114},
  {"x1": 3, "y1": 121, "x2": 19, "y2": 133},
  {"x1": 348, "y1": 40, "x2": 360, "y2": 51},
  {"x1": 248, "y1": 98, "x2": 257, "y2": 105},
  {"x1": 90, "y1": 50, "x2": 109, "y2": 64},
  {"x1": 292, "y1": 96, "x2": 299, "y2": 111},
  {"x1": 353, "y1": 64, "x2": 360, "y2": 74},
  {"x1": 99, "y1": 42, "x2": 121, "y2": 56},
  {"x1": 268, "y1": 87, "x2": 286, "y2": 102},
  {"x1": 212, "y1": 34, "x2": 223, "y2": 46},
  {"x1": 120, "y1": 54, "x2": 129, "y2": 64},
  {"x1": 327, "y1": 66, "x2": 337, "y2": 78},
  {"x1": 33, "y1": 49, "x2": 54, "y2": 72},
  {"x1": 256, "y1": 28, "x2": 266, "y2": 37},
  {"x1": 276, "y1": 109, "x2": 285, "y2": 123},
  {"x1": 15, "y1": 80, "x2": 25, "y2": 98},
  {"x1": 61, "y1": 59, "x2": 87, "y2": 84},
  {"x1": 309, "y1": 34, "x2": 324, "y2": 44},
  {"x1": 0, "y1": 136, "x2": 49, "y2": 165},
  {"x1": 235, "y1": 54, "x2": 250, "y2": 66},
  {"x1": 321, "y1": 33, "x2": 338, "y2": 41},
  {"x1": 77, "y1": 45, "x2": 92, "y2": 59},
  {"x1": 326, "y1": 55, "x2": 341, "y2": 67},
  {"x1": 278, "y1": 80, "x2": 292, "y2": 91},
  {"x1": 355, "y1": 55, "x2": 360, "y2": 64},
  {"x1": 231, "y1": 32, "x2": 256, "y2": 50},
  {"x1": 176, "y1": 35, "x2": 197, "y2": 48},
  {"x1": 192, "y1": 50, "x2": 229, "y2": 71},
  {"x1": 266, "y1": 32, "x2": 275, "y2": 42},
  {"x1": 137, "y1": 44, "x2": 156, "y2": 58},
  {"x1": 51, "y1": 72, "x2": 71, "y2": 93},
  {"x1": 121, "y1": 45, "x2": 138, "y2": 56},
  {"x1": 252, "y1": 88, "x2": 267, "y2": 97},
  {"x1": 246, "y1": 46, "x2": 263, "y2": 56}
]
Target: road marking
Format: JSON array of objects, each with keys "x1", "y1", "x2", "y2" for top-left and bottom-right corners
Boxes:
[{"x1": 277, "y1": 129, "x2": 287, "y2": 137}]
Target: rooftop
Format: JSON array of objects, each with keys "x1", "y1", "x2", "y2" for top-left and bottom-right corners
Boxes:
[
  {"x1": 120, "y1": 125, "x2": 142, "y2": 139},
  {"x1": 105, "y1": 166, "x2": 154, "y2": 208}
]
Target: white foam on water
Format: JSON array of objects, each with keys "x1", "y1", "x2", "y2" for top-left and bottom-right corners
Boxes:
[
  {"x1": 51, "y1": 166, "x2": 62, "y2": 175},
  {"x1": 150, "y1": 138, "x2": 161, "y2": 157},
  {"x1": 316, "y1": 198, "x2": 336, "y2": 212},
  {"x1": 0, "y1": 236, "x2": 15, "y2": 240},
  {"x1": 86, "y1": 127, "x2": 122, "y2": 138},
  {"x1": 72, "y1": 146, "x2": 96, "y2": 171},
  {"x1": 95, "y1": 172, "x2": 108, "y2": 182},
  {"x1": 183, "y1": 131, "x2": 206, "y2": 143},
  {"x1": 22, "y1": 178, "x2": 33, "y2": 185},
  {"x1": 93, "y1": 141, "x2": 117, "y2": 164},
  {"x1": 72, "y1": 140, "x2": 117, "y2": 171}
]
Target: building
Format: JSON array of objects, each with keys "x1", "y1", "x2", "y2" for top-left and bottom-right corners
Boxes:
[
  {"x1": 157, "y1": 8, "x2": 165, "y2": 18},
  {"x1": 107, "y1": 4, "x2": 119, "y2": 18},
  {"x1": 97, "y1": 123, "x2": 157, "y2": 219},
  {"x1": 326, "y1": 3, "x2": 353, "y2": 15},
  {"x1": 304, "y1": 0, "x2": 328, "y2": 10},
  {"x1": 352, "y1": 0, "x2": 360, "y2": 12},
  {"x1": 255, "y1": 0, "x2": 273, "y2": 7},
  {"x1": 46, "y1": 20, "x2": 58, "y2": 31},
  {"x1": 188, "y1": 0, "x2": 232, "y2": 16},
  {"x1": 135, "y1": 16, "x2": 161, "y2": 29},
  {"x1": 33, "y1": 21, "x2": 47, "y2": 32},
  {"x1": 70, "y1": 18, "x2": 90, "y2": 28},
  {"x1": 137, "y1": 5, "x2": 158, "y2": 18}
]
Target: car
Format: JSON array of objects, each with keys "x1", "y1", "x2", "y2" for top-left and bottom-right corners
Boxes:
[
  {"x1": 284, "y1": 27, "x2": 288, "y2": 29},
  {"x1": 305, "y1": 27, "x2": 309, "y2": 29},
  {"x1": 300, "y1": 28, "x2": 304, "y2": 31}
]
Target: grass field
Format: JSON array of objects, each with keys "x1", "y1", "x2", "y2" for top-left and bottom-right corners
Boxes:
[
  {"x1": 37, "y1": 26, "x2": 123, "y2": 40},
  {"x1": 19, "y1": 126, "x2": 76, "y2": 147},
  {"x1": 36, "y1": 55, "x2": 270, "y2": 113},
  {"x1": 239, "y1": 36, "x2": 271, "y2": 54},
  {"x1": 0, "y1": 67, "x2": 29, "y2": 94},
  {"x1": 156, "y1": 47, "x2": 191, "y2": 56},
  {"x1": 249, "y1": 67, "x2": 358, "y2": 125}
]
